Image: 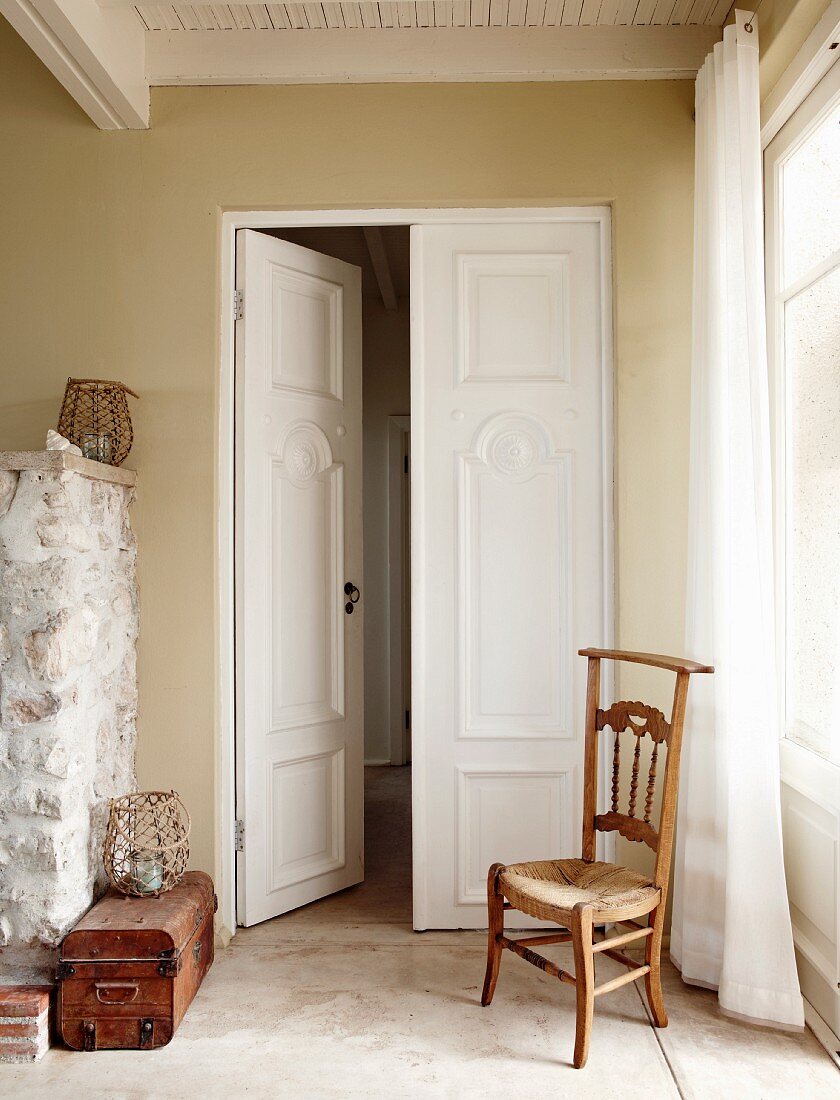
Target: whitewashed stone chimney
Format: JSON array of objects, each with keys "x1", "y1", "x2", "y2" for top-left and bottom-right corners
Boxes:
[{"x1": 0, "y1": 452, "x2": 138, "y2": 981}]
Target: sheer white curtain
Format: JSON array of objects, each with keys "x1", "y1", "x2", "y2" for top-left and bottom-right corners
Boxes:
[{"x1": 670, "y1": 11, "x2": 803, "y2": 1028}]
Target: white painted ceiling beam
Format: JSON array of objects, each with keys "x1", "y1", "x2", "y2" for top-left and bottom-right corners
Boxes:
[
  {"x1": 1, "y1": 0, "x2": 148, "y2": 127},
  {"x1": 363, "y1": 227, "x2": 398, "y2": 312},
  {"x1": 146, "y1": 25, "x2": 721, "y2": 85}
]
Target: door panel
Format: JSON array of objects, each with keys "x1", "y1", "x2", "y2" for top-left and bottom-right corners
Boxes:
[
  {"x1": 412, "y1": 218, "x2": 611, "y2": 929},
  {"x1": 270, "y1": 442, "x2": 344, "y2": 729},
  {"x1": 236, "y1": 230, "x2": 363, "y2": 927},
  {"x1": 458, "y1": 769, "x2": 571, "y2": 906},
  {"x1": 460, "y1": 418, "x2": 572, "y2": 739}
]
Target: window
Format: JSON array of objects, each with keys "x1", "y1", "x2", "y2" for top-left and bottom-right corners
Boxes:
[{"x1": 766, "y1": 63, "x2": 840, "y2": 764}]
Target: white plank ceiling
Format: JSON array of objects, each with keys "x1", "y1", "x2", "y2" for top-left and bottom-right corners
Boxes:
[{"x1": 135, "y1": 0, "x2": 732, "y2": 32}]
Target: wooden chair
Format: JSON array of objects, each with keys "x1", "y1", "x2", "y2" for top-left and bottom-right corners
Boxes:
[{"x1": 481, "y1": 648, "x2": 713, "y2": 1069}]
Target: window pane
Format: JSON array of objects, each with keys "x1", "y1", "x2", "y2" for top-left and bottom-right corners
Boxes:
[
  {"x1": 785, "y1": 265, "x2": 840, "y2": 759},
  {"x1": 782, "y1": 100, "x2": 840, "y2": 288}
]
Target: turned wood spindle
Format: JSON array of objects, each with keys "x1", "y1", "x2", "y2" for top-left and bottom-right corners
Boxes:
[
  {"x1": 628, "y1": 735, "x2": 642, "y2": 818},
  {"x1": 644, "y1": 744, "x2": 659, "y2": 824}
]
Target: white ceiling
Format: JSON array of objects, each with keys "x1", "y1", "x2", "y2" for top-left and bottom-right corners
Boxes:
[
  {"x1": 135, "y1": 0, "x2": 732, "y2": 32},
  {"x1": 1, "y1": 0, "x2": 726, "y2": 132}
]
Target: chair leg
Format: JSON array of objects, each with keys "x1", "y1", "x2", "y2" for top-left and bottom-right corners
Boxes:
[
  {"x1": 644, "y1": 906, "x2": 668, "y2": 1027},
  {"x1": 571, "y1": 902, "x2": 595, "y2": 1069},
  {"x1": 481, "y1": 863, "x2": 506, "y2": 1007}
]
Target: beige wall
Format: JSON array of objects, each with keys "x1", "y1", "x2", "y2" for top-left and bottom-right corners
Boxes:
[
  {"x1": 755, "y1": 0, "x2": 833, "y2": 100},
  {"x1": 0, "y1": 18, "x2": 697, "y2": 901}
]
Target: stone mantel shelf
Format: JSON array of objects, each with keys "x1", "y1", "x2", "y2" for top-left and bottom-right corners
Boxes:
[{"x1": 0, "y1": 450, "x2": 136, "y2": 487}]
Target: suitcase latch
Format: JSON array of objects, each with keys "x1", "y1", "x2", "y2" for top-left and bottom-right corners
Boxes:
[
  {"x1": 139, "y1": 1018, "x2": 155, "y2": 1049},
  {"x1": 83, "y1": 1020, "x2": 96, "y2": 1052}
]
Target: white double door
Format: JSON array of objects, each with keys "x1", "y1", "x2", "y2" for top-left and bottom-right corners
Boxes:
[{"x1": 236, "y1": 215, "x2": 610, "y2": 929}]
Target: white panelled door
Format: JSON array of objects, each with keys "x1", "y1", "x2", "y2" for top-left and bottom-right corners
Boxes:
[
  {"x1": 412, "y1": 217, "x2": 611, "y2": 929},
  {"x1": 236, "y1": 230, "x2": 364, "y2": 927}
]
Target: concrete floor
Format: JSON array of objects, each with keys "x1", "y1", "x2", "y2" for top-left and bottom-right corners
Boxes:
[{"x1": 3, "y1": 766, "x2": 838, "y2": 1098}]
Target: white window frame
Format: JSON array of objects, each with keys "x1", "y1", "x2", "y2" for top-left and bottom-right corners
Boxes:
[
  {"x1": 764, "y1": 50, "x2": 840, "y2": 1058},
  {"x1": 765, "y1": 59, "x2": 840, "y2": 767}
]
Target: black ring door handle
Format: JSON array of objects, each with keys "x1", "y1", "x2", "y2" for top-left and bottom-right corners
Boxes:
[{"x1": 344, "y1": 582, "x2": 360, "y2": 614}]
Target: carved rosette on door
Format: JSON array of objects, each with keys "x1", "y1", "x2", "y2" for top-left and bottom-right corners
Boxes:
[{"x1": 278, "y1": 420, "x2": 334, "y2": 485}]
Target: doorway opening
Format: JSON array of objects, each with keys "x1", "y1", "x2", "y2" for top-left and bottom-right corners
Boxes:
[{"x1": 237, "y1": 224, "x2": 413, "y2": 929}]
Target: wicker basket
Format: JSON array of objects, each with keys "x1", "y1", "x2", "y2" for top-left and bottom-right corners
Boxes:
[
  {"x1": 104, "y1": 791, "x2": 191, "y2": 897},
  {"x1": 57, "y1": 377, "x2": 139, "y2": 467}
]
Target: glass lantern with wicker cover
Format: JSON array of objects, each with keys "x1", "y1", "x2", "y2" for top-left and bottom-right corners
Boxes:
[
  {"x1": 103, "y1": 791, "x2": 191, "y2": 897},
  {"x1": 57, "y1": 377, "x2": 139, "y2": 467}
]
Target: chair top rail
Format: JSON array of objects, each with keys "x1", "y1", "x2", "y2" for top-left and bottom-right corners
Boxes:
[{"x1": 578, "y1": 648, "x2": 714, "y2": 675}]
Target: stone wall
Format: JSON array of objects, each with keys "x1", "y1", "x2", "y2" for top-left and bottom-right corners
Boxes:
[{"x1": 0, "y1": 453, "x2": 137, "y2": 981}]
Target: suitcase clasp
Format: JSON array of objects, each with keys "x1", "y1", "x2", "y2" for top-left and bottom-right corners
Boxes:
[
  {"x1": 139, "y1": 1018, "x2": 155, "y2": 1049},
  {"x1": 83, "y1": 1020, "x2": 96, "y2": 1052}
]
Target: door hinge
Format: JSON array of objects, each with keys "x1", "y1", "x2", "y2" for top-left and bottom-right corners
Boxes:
[
  {"x1": 233, "y1": 289, "x2": 244, "y2": 322},
  {"x1": 234, "y1": 819, "x2": 245, "y2": 852},
  {"x1": 405, "y1": 709, "x2": 410, "y2": 730}
]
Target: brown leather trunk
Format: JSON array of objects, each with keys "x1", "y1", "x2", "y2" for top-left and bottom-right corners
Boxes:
[{"x1": 57, "y1": 871, "x2": 216, "y2": 1051}]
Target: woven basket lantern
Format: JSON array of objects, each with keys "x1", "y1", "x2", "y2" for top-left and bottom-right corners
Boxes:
[
  {"x1": 104, "y1": 791, "x2": 191, "y2": 898},
  {"x1": 57, "y1": 377, "x2": 139, "y2": 467}
]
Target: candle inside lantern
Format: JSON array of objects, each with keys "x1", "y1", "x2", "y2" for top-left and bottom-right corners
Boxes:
[
  {"x1": 131, "y1": 850, "x2": 164, "y2": 895},
  {"x1": 81, "y1": 431, "x2": 113, "y2": 463}
]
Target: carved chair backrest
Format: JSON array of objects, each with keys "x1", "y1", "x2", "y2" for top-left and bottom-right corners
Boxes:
[
  {"x1": 578, "y1": 649, "x2": 713, "y2": 895},
  {"x1": 598, "y1": 700, "x2": 670, "y2": 853}
]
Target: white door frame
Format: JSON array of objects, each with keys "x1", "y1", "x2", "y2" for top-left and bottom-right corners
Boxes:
[
  {"x1": 217, "y1": 206, "x2": 615, "y2": 939},
  {"x1": 388, "y1": 414, "x2": 411, "y2": 767}
]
